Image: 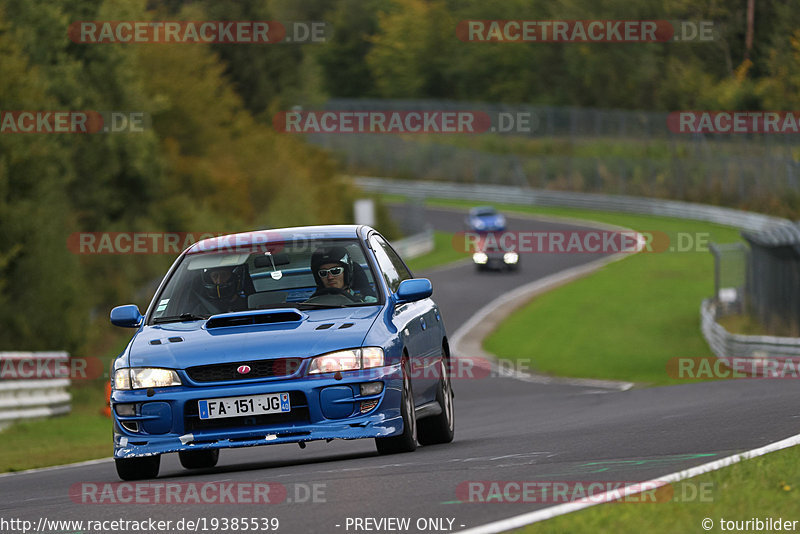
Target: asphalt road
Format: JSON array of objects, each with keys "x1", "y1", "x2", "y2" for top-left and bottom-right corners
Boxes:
[{"x1": 2, "y1": 206, "x2": 799, "y2": 534}]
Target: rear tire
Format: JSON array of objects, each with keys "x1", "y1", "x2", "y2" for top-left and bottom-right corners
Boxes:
[
  {"x1": 417, "y1": 356, "x2": 455, "y2": 445},
  {"x1": 179, "y1": 449, "x2": 219, "y2": 469},
  {"x1": 375, "y1": 359, "x2": 417, "y2": 454},
  {"x1": 115, "y1": 455, "x2": 160, "y2": 481}
]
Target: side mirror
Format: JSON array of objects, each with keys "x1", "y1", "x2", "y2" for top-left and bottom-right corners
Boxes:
[
  {"x1": 396, "y1": 278, "x2": 433, "y2": 304},
  {"x1": 110, "y1": 305, "x2": 143, "y2": 328}
]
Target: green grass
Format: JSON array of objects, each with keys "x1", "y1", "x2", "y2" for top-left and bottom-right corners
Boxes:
[
  {"x1": 482, "y1": 214, "x2": 739, "y2": 385},
  {"x1": 0, "y1": 383, "x2": 111, "y2": 472},
  {"x1": 384, "y1": 195, "x2": 742, "y2": 385},
  {"x1": 405, "y1": 231, "x2": 468, "y2": 273},
  {"x1": 0, "y1": 327, "x2": 133, "y2": 472},
  {"x1": 518, "y1": 445, "x2": 800, "y2": 534},
  {"x1": 383, "y1": 194, "x2": 799, "y2": 531}
]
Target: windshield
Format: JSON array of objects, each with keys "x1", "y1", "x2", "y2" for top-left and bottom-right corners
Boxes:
[
  {"x1": 148, "y1": 238, "x2": 380, "y2": 323},
  {"x1": 473, "y1": 207, "x2": 497, "y2": 217}
]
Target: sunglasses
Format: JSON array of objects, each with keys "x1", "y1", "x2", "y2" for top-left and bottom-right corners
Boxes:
[{"x1": 318, "y1": 267, "x2": 344, "y2": 277}]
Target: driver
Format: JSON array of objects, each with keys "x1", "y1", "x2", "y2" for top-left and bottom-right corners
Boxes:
[
  {"x1": 196, "y1": 264, "x2": 249, "y2": 314},
  {"x1": 309, "y1": 247, "x2": 375, "y2": 302}
]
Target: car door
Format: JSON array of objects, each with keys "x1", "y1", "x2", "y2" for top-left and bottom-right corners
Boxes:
[{"x1": 369, "y1": 234, "x2": 439, "y2": 404}]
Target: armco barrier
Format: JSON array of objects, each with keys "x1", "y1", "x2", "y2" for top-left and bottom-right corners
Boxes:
[
  {"x1": 0, "y1": 352, "x2": 71, "y2": 426},
  {"x1": 701, "y1": 299, "x2": 800, "y2": 362},
  {"x1": 353, "y1": 177, "x2": 793, "y2": 232},
  {"x1": 353, "y1": 176, "x2": 800, "y2": 362},
  {"x1": 391, "y1": 227, "x2": 434, "y2": 259}
]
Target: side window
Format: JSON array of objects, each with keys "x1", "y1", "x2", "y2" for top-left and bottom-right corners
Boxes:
[
  {"x1": 370, "y1": 235, "x2": 401, "y2": 293},
  {"x1": 380, "y1": 239, "x2": 412, "y2": 282},
  {"x1": 369, "y1": 235, "x2": 411, "y2": 293}
]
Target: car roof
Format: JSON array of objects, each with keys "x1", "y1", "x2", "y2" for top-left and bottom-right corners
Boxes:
[
  {"x1": 188, "y1": 225, "x2": 367, "y2": 253},
  {"x1": 470, "y1": 206, "x2": 497, "y2": 215}
]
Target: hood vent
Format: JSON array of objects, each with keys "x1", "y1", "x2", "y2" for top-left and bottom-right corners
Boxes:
[
  {"x1": 149, "y1": 337, "x2": 183, "y2": 345},
  {"x1": 206, "y1": 309, "x2": 303, "y2": 329},
  {"x1": 338, "y1": 323, "x2": 354, "y2": 329},
  {"x1": 316, "y1": 323, "x2": 334, "y2": 330}
]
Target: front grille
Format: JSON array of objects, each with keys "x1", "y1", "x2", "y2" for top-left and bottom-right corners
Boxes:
[
  {"x1": 186, "y1": 358, "x2": 303, "y2": 382},
  {"x1": 183, "y1": 391, "x2": 310, "y2": 431}
]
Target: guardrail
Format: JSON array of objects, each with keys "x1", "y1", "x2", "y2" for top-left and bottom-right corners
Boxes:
[
  {"x1": 354, "y1": 176, "x2": 793, "y2": 232},
  {"x1": 391, "y1": 227, "x2": 434, "y2": 259},
  {"x1": 701, "y1": 299, "x2": 800, "y2": 362},
  {"x1": 0, "y1": 352, "x2": 71, "y2": 427},
  {"x1": 355, "y1": 176, "x2": 800, "y2": 362}
]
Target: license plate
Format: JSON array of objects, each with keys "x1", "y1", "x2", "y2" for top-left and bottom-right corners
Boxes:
[{"x1": 198, "y1": 392, "x2": 291, "y2": 420}]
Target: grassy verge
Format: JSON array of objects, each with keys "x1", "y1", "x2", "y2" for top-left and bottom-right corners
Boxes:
[
  {"x1": 386, "y1": 194, "x2": 800, "y2": 531},
  {"x1": 386, "y1": 195, "x2": 741, "y2": 385},
  {"x1": 484, "y1": 225, "x2": 737, "y2": 385},
  {"x1": 0, "y1": 328, "x2": 132, "y2": 472},
  {"x1": 405, "y1": 231, "x2": 467, "y2": 273},
  {"x1": 518, "y1": 445, "x2": 800, "y2": 533},
  {"x1": 0, "y1": 385, "x2": 110, "y2": 472}
]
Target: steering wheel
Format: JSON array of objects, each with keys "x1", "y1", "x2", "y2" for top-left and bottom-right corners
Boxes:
[{"x1": 305, "y1": 287, "x2": 362, "y2": 304}]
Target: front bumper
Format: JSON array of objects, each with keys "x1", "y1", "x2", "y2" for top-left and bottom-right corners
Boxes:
[
  {"x1": 112, "y1": 364, "x2": 403, "y2": 458},
  {"x1": 474, "y1": 255, "x2": 517, "y2": 270}
]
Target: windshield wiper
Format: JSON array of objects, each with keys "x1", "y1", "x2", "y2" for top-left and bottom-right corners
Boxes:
[{"x1": 152, "y1": 313, "x2": 209, "y2": 324}]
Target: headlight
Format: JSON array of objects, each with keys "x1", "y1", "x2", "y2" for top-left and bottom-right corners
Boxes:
[
  {"x1": 308, "y1": 347, "x2": 385, "y2": 375},
  {"x1": 473, "y1": 252, "x2": 488, "y2": 264},
  {"x1": 113, "y1": 368, "x2": 182, "y2": 390},
  {"x1": 504, "y1": 252, "x2": 519, "y2": 264},
  {"x1": 474, "y1": 220, "x2": 486, "y2": 229},
  {"x1": 114, "y1": 369, "x2": 131, "y2": 390}
]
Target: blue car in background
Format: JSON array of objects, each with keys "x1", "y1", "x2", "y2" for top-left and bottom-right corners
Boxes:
[
  {"x1": 109, "y1": 225, "x2": 454, "y2": 480},
  {"x1": 465, "y1": 206, "x2": 506, "y2": 232}
]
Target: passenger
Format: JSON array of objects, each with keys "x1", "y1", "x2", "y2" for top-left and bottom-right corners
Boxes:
[{"x1": 196, "y1": 264, "x2": 249, "y2": 314}]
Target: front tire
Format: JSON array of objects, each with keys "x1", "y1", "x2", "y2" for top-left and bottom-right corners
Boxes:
[
  {"x1": 115, "y1": 455, "x2": 160, "y2": 480},
  {"x1": 179, "y1": 449, "x2": 219, "y2": 469},
  {"x1": 417, "y1": 356, "x2": 455, "y2": 445},
  {"x1": 375, "y1": 359, "x2": 417, "y2": 454}
]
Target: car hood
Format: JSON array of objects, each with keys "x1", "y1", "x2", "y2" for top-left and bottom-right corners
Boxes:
[{"x1": 126, "y1": 307, "x2": 381, "y2": 369}]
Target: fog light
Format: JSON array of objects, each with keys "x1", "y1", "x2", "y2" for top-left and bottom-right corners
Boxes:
[
  {"x1": 472, "y1": 252, "x2": 488, "y2": 264},
  {"x1": 360, "y1": 382, "x2": 384, "y2": 396},
  {"x1": 504, "y1": 252, "x2": 519, "y2": 264},
  {"x1": 115, "y1": 403, "x2": 136, "y2": 416},
  {"x1": 360, "y1": 400, "x2": 379, "y2": 413},
  {"x1": 120, "y1": 420, "x2": 139, "y2": 433}
]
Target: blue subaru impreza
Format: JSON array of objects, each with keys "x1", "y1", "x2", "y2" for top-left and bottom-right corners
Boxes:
[{"x1": 109, "y1": 225, "x2": 454, "y2": 480}]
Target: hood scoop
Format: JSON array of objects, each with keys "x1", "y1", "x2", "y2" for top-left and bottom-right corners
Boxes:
[{"x1": 206, "y1": 309, "x2": 304, "y2": 329}]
